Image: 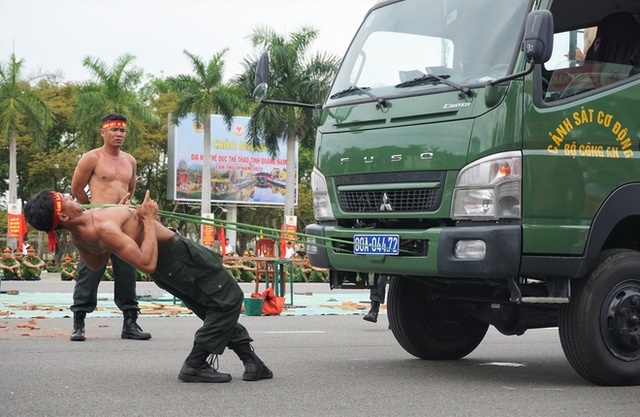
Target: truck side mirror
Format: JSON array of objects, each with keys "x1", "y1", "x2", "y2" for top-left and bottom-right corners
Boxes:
[
  {"x1": 523, "y1": 10, "x2": 554, "y2": 64},
  {"x1": 252, "y1": 52, "x2": 270, "y2": 103}
]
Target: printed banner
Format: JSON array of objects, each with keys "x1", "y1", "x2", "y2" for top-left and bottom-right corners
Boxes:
[
  {"x1": 7, "y1": 203, "x2": 26, "y2": 240},
  {"x1": 201, "y1": 213, "x2": 215, "y2": 246},
  {"x1": 171, "y1": 114, "x2": 298, "y2": 206}
]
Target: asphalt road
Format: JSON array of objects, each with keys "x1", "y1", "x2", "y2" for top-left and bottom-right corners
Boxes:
[{"x1": 2, "y1": 309, "x2": 639, "y2": 417}]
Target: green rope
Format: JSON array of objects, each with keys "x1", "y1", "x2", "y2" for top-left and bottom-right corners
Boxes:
[{"x1": 81, "y1": 204, "x2": 409, "y2": 254}]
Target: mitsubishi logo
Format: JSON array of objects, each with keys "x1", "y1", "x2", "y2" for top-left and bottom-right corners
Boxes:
[{"x1": 380, "y1": 193, "x2": 393, "y2": 211}]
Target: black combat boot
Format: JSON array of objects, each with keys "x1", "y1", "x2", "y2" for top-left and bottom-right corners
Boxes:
[
  {"x1": 121, "y1": 310, "x2": 152, "y2": 340},
  {"x1": 178, "y1": 342, "x2": 232, "y2": 383},
  {"x1": 70, "y1": 311, "x2": 86, "y2": 341},
  {"x1": 363, "y1": 301, "x2": 380, "y2": 323},
  {"x1": 230, "y1": 343, "x2": 273, "y2": 381}
]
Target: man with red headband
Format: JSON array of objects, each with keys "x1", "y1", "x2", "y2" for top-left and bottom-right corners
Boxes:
[
  {"x1": 69, "y1": 113, "x2": 150, "y2": 342},
  {"x1": 24, "y1": 190, "x2": 273, "y2": 383}
]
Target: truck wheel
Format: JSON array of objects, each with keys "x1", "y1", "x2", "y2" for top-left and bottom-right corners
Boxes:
[
  {"x1": 559, "y1": 249, "x2": 640, "y2": 385},
  {"x1": 388, "y1": 276, "x2": 488, "y2": 360}
]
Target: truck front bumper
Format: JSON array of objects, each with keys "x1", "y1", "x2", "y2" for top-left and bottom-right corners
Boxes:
[{"x1": 305, "y1": 223, "x2": 521, "y2": 278}]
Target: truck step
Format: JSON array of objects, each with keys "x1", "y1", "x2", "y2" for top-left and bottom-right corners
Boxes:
[{"x1": 520, "y1": 297, "x2": 569, "y2": 304}]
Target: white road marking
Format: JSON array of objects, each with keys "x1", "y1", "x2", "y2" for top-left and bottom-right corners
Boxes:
[
  {"x1": 479, "y1": 362, "x2": 527, "y2": 367},
  {"x1": 261, "y1": 330, "x2": 326, "y2": 334}
]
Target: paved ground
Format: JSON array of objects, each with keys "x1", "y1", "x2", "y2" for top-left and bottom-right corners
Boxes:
[
  {"x1": 3, "y1": 312, "x2": 637, "y2": 417},
  {"x1": 0, "y1": 272, "x2": 379, "y2": 319},
  {"x1": 3, "y1": 274, "x2": 639, "y2": 417}
]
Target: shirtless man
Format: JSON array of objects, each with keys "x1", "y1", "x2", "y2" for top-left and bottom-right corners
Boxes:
[
  {"x1": 69, "y1": 113, "x2": 150, "y2": 342},
  {"x1": 24, "y1": 190, "x2": 272, "y2": 383}
]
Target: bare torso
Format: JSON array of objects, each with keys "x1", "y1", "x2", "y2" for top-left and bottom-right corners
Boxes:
[
  {"x1": 72, "y1": 147, "x2": 136, "y2": 205},
  {"x1": 88, "y1": 150, "x2": 135, "y2": 204},
  {"x1": 71, "y1": 206, "x2": 176, "y2": 272}
]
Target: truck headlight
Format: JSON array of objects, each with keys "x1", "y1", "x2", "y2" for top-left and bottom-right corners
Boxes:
[
  {"x1": 312, "y1": 167, "x2": 335, "y2": 221},
  {"x1": 451, "y1": 151, "x2": 521, "y2": 220}
]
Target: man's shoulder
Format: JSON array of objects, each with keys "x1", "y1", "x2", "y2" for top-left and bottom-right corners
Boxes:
[
  {"x1": 123, "y1": 151, "x2": 136, "y2": 164},
  {"x1": 77, "y1": 149, "x2": 101, "y2": 165},
  {"x1": 83, "y1": 148, "x2": 103, "y2": 158}
]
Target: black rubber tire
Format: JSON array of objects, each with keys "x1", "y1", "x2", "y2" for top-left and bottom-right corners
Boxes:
[
  {"x1": 559, "y1": 249, "x2": 640, "y2": 385},
  {"x1": 388, "y1": 276, "x2": 488, "y2": 360}
]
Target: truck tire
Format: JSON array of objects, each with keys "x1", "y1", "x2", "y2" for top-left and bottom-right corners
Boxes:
[
  {"x1": 559, "y1": 249, "x2": 640, "y2": 385},
  {"x1": 388, "y1": 276, "x2": 488, "y2": 360}
]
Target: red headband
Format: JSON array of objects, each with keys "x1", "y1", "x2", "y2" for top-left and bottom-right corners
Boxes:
[
  {"x1": 47, "y1": 192, "x2": 64, "y2": 252},
  {"x1": 102, "y1": 120, "x2": 126, "y2": 129}
]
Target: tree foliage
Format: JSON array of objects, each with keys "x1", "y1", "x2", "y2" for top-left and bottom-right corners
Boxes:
[
  {"x1": 0, "y1": 53, "x2": 55, "y2": 249},
  {"x1": 237, "y1": 25, "x2": 339, "y2": 156},
  {"x1": 73, "y1": 54, "x2": 160, "y2": 150},
  {"x1": 168, "y1": 49, "x2": 247, "y2": 217},
  {"x1": 235, "y1": 25, "x2": 339, "y2": 219},
  {"x1": 0, "y1": 27, "x2": 332, "y2": 253},
  {"x1": 0, "y1": 54, "x2": 55, "y2": 148}
]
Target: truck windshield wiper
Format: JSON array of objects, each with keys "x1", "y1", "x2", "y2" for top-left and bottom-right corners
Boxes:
[
  {"x1": 395, "y1": 73, "x2": 473, "y2": 98},
  {"x1": 329, "y1": 85, "x2": 388, "y2": 110},
  {"x1": 395, "y1": 74, "x2": 444, "y2": 88}
]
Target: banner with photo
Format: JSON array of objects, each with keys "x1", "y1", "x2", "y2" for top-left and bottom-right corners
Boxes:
[{"x1": 169, "y1": 114, "x2": 298, "y2": 206}]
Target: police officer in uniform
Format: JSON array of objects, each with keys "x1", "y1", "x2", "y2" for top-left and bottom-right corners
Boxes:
[
  {"x1": 0, "y1": 246, "x2": 22, "y2": 280},
  {"x1": 363, "y1": 273, "x2": 388, "y2": 323}
]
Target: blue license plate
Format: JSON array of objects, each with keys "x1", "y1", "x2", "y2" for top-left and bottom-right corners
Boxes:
[{"x1": 353, "y1": 234, "x2": 400, "y2": 255}]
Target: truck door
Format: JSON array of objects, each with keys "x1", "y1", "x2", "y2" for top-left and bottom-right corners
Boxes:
[{"x1": 523, "y1": 18, "x2": 640, "y2": 259}]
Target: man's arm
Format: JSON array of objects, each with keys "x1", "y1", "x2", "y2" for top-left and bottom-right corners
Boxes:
[
  {"x1": 24, "y1": 258, "x2": 44, "y2": 268},
  {"x1": 71, "y1": 152, "x2": 98, "y2": 204},
  {"x1": 22, "y1": 259, "x2": 36, "y2": 268},
  {"x1": 127, "y1": 153, "x2": 137, "y2": 197},
  {"x1": 61, "y1": 267, "x2": 75, "y2": 279}
]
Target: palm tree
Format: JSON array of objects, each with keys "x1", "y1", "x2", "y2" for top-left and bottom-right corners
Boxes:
[
  {"x1": 73, "y1": 53, "x2": 160, "y2": 150},
  {"x1": 0, "y1": 53, "x2": 54, "y2": 248},
  {"x1": 169, "y1": 49, "x2": 245, "y2": 221},
  {"x1": 237, "y1": 25, "x2": 340, "y2": 219}
]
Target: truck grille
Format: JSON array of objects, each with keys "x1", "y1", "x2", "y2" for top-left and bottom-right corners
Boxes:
[
  {"x1": 338, "y1": 188, "x2": 442, "y2": 213},
  {"x1": 334, "y1": 171, "x2": 446, "y2": 213}
]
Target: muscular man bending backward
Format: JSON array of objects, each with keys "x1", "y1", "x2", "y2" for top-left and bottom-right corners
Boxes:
[
  {"x1": 69, "y1": 113, "x2": 150, "y2": 342},
  {"x1": 24, "y1": 190, "x2": 272, "y2": 383}
]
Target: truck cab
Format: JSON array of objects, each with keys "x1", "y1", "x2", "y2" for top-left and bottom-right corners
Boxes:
[{"x1": 294, "y1": 0, "x2": 640, "y2": 386}]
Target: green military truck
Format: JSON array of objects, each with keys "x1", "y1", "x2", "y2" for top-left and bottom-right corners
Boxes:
[{"x1": 254, "y1": 0, "x2": 640, "y2": 385}]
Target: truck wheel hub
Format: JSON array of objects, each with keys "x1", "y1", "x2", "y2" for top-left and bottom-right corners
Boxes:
[{"x1": 602, "y1": 281, "x2": 640, "y2": 361}]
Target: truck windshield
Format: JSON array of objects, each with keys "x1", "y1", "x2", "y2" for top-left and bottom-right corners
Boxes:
[{"x1": 328, "y1": 0, "x2": 531, "y2": 104}]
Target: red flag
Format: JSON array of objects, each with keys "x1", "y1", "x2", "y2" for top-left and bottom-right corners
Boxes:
[
  {"x1": 18, "y1": 214, "x2": 28, "y2": 251},
  {"x1": 218, "y1": 226, "x2": 226, "y2": 256}
]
